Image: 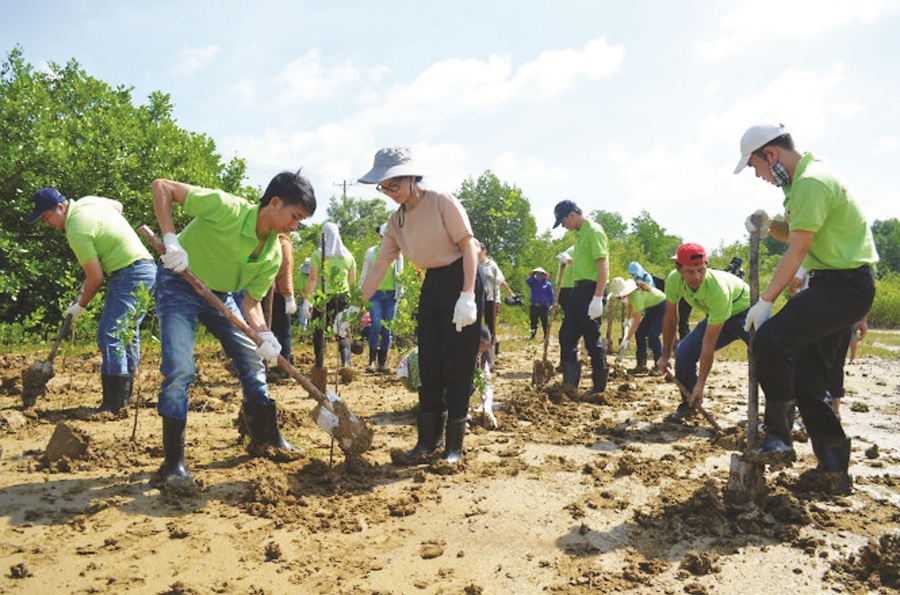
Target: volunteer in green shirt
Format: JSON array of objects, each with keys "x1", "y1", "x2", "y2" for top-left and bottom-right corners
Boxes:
[
  {"x1": 359, "y1": 223, "x2": 404, "y2": 371},
  {"x1": 608, "y1": 275, "x2": 667, "y2": 372},
  {"x1": 26, "y1": 188, "x2": 156, "y2": 413},
  {"x1": 658, "y1": 243, "x2": 750, "y2": 422},
  {"x1": 304, "y1": 222, "x2": 357, "y2": 368},
  {"x1": 151, "y1": 172, "x2": 316, "y2": 489},
  {"x1": 553, "y1": 200, "x2": 609, "y2": 395},
  {"x1": 737, "y1": 123, "x2": 878, "y2": 491}
]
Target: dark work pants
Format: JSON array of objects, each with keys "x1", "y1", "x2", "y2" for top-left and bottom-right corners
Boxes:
[
  {"x1": 558, "y1": 287, "x2": 572, "y2": 312},
  {"x1": 755, "y1": 266, "x2": 874, "y2": 439},
  {"x1": 271, "y1": 293, "x2": 293, "y2": 361},
  {"x1": 634, "y1": 301, "x2": 665, "y2": 366},
  {"x1": 677, "y1": 299, "x2": 692, "y2": 340},
  {"x1": 530, "y1": 304, "x2": 550, "y2": 335},
  {"x1": 558, "y1": 282, "x2": 606, "y2": 372},
  {"x1": 484, "y1": 299, "x2": 498, "y2": 343},
  {"x1": 417, "y1": 258, "x2": 484, "y2": 420},
  {"x1": 827, "y1": 325, "x2": 854, "y2": 400}
]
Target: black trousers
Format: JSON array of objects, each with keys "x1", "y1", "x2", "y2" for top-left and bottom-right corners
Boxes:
[
  {"x1": 530, "y1": 304, "x2": 550, "y2": 334},
  {"x1": 484, "y1": 299, "x2": 498, "y2": 343},
  {"x1": 755, "y1": 266, "x2": 874, "y2": 438},
  {"x1": 558, "y1": 282, "x2": 606, "y2": 371},
  {"x1": 417, "y1": 258, "x2": 484, "y2": 420}
]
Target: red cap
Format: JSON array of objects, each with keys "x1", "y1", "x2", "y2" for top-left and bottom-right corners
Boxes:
[{"x1": 674, "y1": 243, "x2": 707, "y2": 267}]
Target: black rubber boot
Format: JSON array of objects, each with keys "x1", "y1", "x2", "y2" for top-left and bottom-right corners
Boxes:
[
  {"x1": 746, "y1": 400, "x2": 797, "y2": 466},
  {"x1": 562, "y1": 361, "x2": 581, "y2": 389},
  {"x1": 368, "y1": 346, "x2": 377, "y2": 369},
  {"x1": 811, "y1": 436, "x2": 852, "y2": 493},
  {"x1": 441, "y1": 417, "x2": 467, "y2": 464},
  {"x1": 394, "y1": 412, "x2": 446, "y2": 466},
  {"x1": 153, "y1": 417, "x2": 193, "y2": 488},
  {"x1": 591, "y1": 367, "x2": 609, "y2": 394},
  {"x1": 494, "y1": 342, "x2": 500, "y2": 356},
  {"x1": 666, "y1": 401, "x2": 694, "y2": 423},
  {"x1": 99, "y1": 374, "x2": 131, "y2": 413},
  {"x1": 242, "y1": 401, "x2": 301, "y2": 458},
  {"x1": 376, "y1": 349, "x2": 388, "y2": 372}
]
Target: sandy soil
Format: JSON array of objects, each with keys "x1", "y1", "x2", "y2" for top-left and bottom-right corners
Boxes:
[{"x1": 1, "y1": 328, "x2": 898, "y2": 595}]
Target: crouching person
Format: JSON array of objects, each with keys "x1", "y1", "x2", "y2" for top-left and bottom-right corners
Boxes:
[{"x1": 150, "y1": 173, "x2": 316, "y2": 488}]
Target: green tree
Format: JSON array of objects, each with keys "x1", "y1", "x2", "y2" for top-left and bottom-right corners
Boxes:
[
  {"x1": 0, "y1": 46, "x2": 248, "y2": 331},
  {"x1": 629, "y1": 210, "x2": 682, "y2": 269},
  {"x1": 457, "y1": 171, "x2": 536, "y2": 269},
  {"x1": 871, "y1": 218, "x2": 900, "y2": 276},
  {"x1": 589, "y1": 210, "x2": 628, "y2": 242},
  {"x1": 326, "y1": 194, "x2": 392, "y2": 253}
]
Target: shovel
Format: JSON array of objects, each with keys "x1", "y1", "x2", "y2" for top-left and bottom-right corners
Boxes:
[
  {"x1": 139, "y1": 226, "x2": 373, "y2": 456},
  {"x1": 664, "y1": 373, "x2": 722, "y2": 433},
  {"x1": 532, "y1": 262, "x2": 565, "y2": 386},
  {"x1": 725, "y1": 217, "x2": 766, "y2": 504},
  {"x1": 21, "y1": 314, "x2": 73, "y2": 408}
]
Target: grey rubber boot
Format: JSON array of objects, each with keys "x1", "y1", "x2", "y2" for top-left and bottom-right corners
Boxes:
[
  {"x1": 153, "y1": 417, "x2": 193, "y2": 488},
  {"x1": 811, "y1": 436, "x2": 852, "y2": 493},
  {"x1": 99, "y1": 374, "x2": 131, "y2": 413},
  {"x1": 746, "y1": 400, "x2": 797, "y2": 465},
  {"x1": 242, "y1": 401, "x2": 301, "y2": 457},
  {"x1": 562, "y1": 361, "x2": 582, "y2": 389},
  {"x1": 591, "y1": 367, "x2": 609, "y2": 394},
  {"x1": 395, "y1": 412, "x2": 446, "y2": 466},
  {"x1": 441, "y1": 417, "x2": 467, "y2": 464}
]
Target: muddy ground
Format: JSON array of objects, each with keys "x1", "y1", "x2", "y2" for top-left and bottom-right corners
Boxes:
[{"x1": 0, "y1": 327, "x2": 898, "y2": 595}]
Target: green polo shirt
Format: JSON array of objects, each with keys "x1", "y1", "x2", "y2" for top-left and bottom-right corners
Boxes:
[
  {"x1": 665, "y1": 268, "x2": 749, "y2": 325},
  {"x1": 573, "y1": 221, "x2": 608, "y2": 282},
  {"x1": 629, "y1": 286, "x2": 666, "y2": 311},
  {"x1": 65, "y1": 196, "x2": 151, "y2": 274},
  {"x1": 372, "y1": 245, "x2": 398, "y2": 291},
  {"x1": 310, "y1": 249, "x2": 356, "y2": 295},
  {"x1": 178, "y1": 187, "x2": 281, "y2": 301},
  {"x1": 784, "y1": 153, "x2": 879, "y2": 271}
]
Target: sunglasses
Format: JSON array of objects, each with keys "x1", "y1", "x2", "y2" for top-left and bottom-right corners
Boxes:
[{"x1": 377, "y1": 180, "x2": 403, "y2": 194}]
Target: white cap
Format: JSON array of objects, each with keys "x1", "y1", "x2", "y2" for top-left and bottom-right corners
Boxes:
[
  {"x1": 607, "y1": 277, "x2": 637, "y2": 299},
  {"x1": 734, "y1": 123, "x2": 787, "y2": 174}
]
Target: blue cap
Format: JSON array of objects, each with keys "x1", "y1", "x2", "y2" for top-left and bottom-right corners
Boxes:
[
  {"x1": 26, "y1": 187, "x2": 67, "y2": 224},
  {"x1": 553, "y1": 200, "x2": 579, "y2": 229},
  {"x1": 627, "y1": 261, "x2": 645, "y2": 278}
]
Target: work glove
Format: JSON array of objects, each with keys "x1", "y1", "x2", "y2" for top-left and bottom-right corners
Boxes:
[
  {"x1": 301, "y1": 299, "x2": 312, "y2": 320},
  {"x1": 452, "y1": 291, "x2": 477, "y2": 332},
  {"x1": 556, "y1": 252, "x2": 571, "y2": 264},
  {"x1": 744, "y1": 209, "x2": 771, "y2": 238},
  {"x1": 618, "y1": 338, "x2": 630, "y2": 359},
  {"x1": 255, "y1": 331, "x2": 282, "y2": 365},
  {"x1": 744, "y1": 298, "x2": 774, "y2": 332},
  {"x1": 587, "y1": 295, "x2": 604, "y2": 319},
  {"x1": 161, "y1": 232, "x2": 189, "y2": 273},
  {"x1": 284, "y1": 296, "x2": 297, "y2": 315},
  {"x1": 623, "y1": 319, "x2": 632, "y2": 338},
  {"x1": 65, "y1": 301, "x2": 84, "y2": 319}
]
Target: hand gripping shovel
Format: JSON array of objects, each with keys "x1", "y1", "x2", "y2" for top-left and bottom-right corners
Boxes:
[
  {"x1": 725, "y1": 216, "x2": 767, "y2": 505},
  {"x1": 21, "y1": 314, "x2": 73, "y2": 408},
  {"x1": 139, "y1": 226, "x2": 373, "y2": 455},
  {"x1": 532, "y1": 262, "x2": 565, "y2": 386}
]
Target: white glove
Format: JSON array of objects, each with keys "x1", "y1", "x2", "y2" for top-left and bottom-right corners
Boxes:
[
  {"x1": 618, "y1": 339, "x2": 630, "y2": 358},
  {"x1": 284, "y1": 296, "x2": 297, "y2": 315},
  {"x1": 744, "y1": 298, "x2": 774, "y2": 332},
  {"x1": 255, "y1": 330, "x2": 281, "y2": 365},
  {"x1": 587, "y1": 295, "x2": 604, "y2": 319},
  {"x1": 161, "y1": 232, "x2": 189, "y2": 273},
  {"x1": 744, "y1": 209, "x2": 771, "y2": 238},
  {"x1": 623, "y1": 319, "x2": 632, "y2": 337},
  {"x1": 452, "y1": 291, "x2": 478, "y2": 332},
  {"x1": 556, "y1": 252, "x2": 571, "y2": 264},
  {"x1": 65, "y1": 301, "x2": 84, "y2": 319},
  {"x1": 301, "y1": 299, "x2": 312, "y2": 319}
]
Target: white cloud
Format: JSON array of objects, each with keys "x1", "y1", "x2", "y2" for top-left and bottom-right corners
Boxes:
[
  {"x1": 873, "y1": 137, "x2": 899, "y2": 156},
  {"x1": 696, "y1": 0, "x2": 900, "y2": 62},
  {"x1": 172, "y1": 45, "x2": 220, "y2": 76},
  {"x1": 272, "y1": 49, "x2": 361, "y2": 108}
]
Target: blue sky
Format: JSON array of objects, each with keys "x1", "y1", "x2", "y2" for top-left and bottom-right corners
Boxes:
[{"x1": 3, "y1": 0, "x2": 899, "y2": 254}]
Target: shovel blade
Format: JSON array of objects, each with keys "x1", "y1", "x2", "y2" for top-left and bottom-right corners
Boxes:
[
  {"x1": 725, "y1": 453, "x2": 767, "y2": 505},
  {"x1": 310, "y1": 391, "x2": 373, "y2": 455}
]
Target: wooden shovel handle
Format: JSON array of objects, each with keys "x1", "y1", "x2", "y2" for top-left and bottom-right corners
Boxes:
[
  {"x1": 45, "y1": 314, "x2": 73, "y2": 364},
  {"x1": 665, "y1": 373, "x2": 723, "y2": 433},
  {"x1": 542, "y1": 262, "x2": 566, "y2": 361},
  {"x1": 137, "y1": 226, "x2": 330, "y2": 408}
]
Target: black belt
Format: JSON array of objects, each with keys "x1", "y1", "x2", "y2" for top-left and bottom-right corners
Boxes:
[
  {"x1": 575, "y1": 280, "x2": 595, "y2": 288},
  {"x1": 809, "y1": 265, "x2": 872, "y2": 280}
]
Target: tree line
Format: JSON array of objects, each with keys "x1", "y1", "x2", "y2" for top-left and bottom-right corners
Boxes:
[{"x1": 2, "y1": 46, "x2": 898, "y2": 343}]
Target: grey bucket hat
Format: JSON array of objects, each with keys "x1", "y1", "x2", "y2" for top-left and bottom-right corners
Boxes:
[{"x1": 358, "y1": 146, "x2": 426, "y2": 184}]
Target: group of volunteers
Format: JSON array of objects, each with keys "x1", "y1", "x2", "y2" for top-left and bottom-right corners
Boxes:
[{"x1": 26, "y1": 123, "x2": 878, "y2": 493}]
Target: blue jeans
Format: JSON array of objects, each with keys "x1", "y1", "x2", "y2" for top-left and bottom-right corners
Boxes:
[
  {"x1": 368, "y1": 290, "x2": 397, "y2": 351},
  {"x1": 674, "y1": 311, "x2": 749, "y2": 391},
  {"x1": 97, "y1": 259, "x2": 156, "y2": 376},
  {"x1": 155, "y1": 267, "x2": 270, "y2": 420},
  {"x1": 634, "y1": 301, "x2": 665, "y2": 366}
]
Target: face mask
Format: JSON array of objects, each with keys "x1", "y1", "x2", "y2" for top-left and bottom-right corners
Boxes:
[{"x1": 769, "y1": 160, "x2": 792, "y2": 187}]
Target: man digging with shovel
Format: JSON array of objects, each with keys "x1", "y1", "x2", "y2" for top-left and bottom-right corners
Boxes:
[
  {"x1": 736, "y1": 123, "x2": 878, "y2": 493},
  {"x1": 25, "y1": 187, "x2": 156, "y2": 413},
  {"x1": 150, "y1": 172, "x2": 316, "y2": 489}
]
